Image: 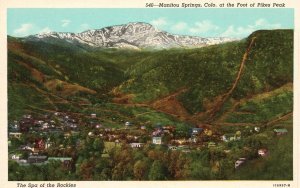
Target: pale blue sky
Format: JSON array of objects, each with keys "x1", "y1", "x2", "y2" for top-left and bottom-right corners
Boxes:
[{"x1": 7, "y1": 8, "x2": 294, "y2": 38}]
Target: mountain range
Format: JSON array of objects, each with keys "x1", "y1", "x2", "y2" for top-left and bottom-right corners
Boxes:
[
  {"x1": 8, "y1": 27, "x2": 293, "y2": 126},
  {"x1": 25, "y1": 22, "x2": 235, "y2": 49}
]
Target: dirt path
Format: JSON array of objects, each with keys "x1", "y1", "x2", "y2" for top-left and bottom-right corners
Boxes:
[
  {"x1": 266, "y1": 112, "x2": 293, "y2": 126},
  {"x1": 206, "y1": 37, "x2": 257, "y2": 122}
]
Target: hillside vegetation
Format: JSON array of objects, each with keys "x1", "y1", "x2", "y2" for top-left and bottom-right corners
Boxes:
[{"x1": 8, "y1": 29, "x2": 293, "y2": 125}]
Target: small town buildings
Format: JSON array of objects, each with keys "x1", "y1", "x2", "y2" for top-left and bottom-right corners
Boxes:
[
  {"x1": 235, "y1": 158, "x2": 247, "y2": 169},
  {"x1": 9, "y1": 132, "x2": 22, "y2": 139},
  {"x1": 130, "y1": 143, "x2": 144, "y2": 148},
  {"x1": 152, "y1": 137, "x2": 162, "y2": 145},
  {"x1": 27, "y1": 155, "x2": 47, "y2": 164},
  {"x1": 274, "y1": 128, "x2": 288, "y2": 136},
  {"x1": 258, "y1": 148, "x2": 269, "y2": 157}
]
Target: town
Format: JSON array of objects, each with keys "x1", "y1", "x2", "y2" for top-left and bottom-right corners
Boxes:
[{"x1": 8, "y1": 110, "x2": 290, "y2": 178}]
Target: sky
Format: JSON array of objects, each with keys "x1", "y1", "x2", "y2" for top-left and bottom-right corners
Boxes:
[{"x1": 7, "y1": 8, "x2": 294, "y2": 38}]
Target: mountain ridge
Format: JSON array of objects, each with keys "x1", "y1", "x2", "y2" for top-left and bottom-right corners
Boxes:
[{"x1": 24, "y1": 22, "x2": 236, "y2": 49}]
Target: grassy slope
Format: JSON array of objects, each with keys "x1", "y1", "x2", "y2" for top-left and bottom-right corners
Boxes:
[{"x1": 118, "y1": 30, "x2": 293, "y2": 123}]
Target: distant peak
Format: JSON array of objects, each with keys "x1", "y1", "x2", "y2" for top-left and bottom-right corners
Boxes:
[{"x1": 26, "y1": 22, "x2": 237, "y2": 49}]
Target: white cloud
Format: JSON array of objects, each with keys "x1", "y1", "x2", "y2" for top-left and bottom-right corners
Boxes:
[
  {"x1": 221, "y1": 18, "x2": 282, "y2": 37},
  {"x1": 61, "y1": 19, "x2": 71, "y2": 27},
  {"x1": 171, "y1": 22, "x2": 187, "y2": 31},
  {"x1": 13, "y1": 23, "x2": 34, "y2": 36},
  {"x1": 189, "y1": 20, "x2": 219, "y2": 34},
  {"x1": 39, "y1": 27, "x2": 51, "y2": 34},
  {"x1": 150, "y1": 17, "x2": 167, "y2": 27}
]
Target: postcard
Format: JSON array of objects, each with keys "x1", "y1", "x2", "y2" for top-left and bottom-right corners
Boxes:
[{"x1": 0, "y1": 0, "x2": 299, "y2": 188}]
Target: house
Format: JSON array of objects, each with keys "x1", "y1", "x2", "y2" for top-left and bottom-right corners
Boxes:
[
  {"x1": 274, "y1": 128, "x2": 288, "y2": 136},
  {"x1": 191, "y1": 128, "x2": 203, "y2": 135},
  {"x1": 45, "y1": 141, "x2": 52, "y2": 149},
  {"x1": 20, "y1": 144, "x2": 34, "y2": 152},
  {"x1": 173, "y1": 139, "x2": 188, "y2": 145},
  {"x1": 152, "y1": 129, "x2": 163, "y2": 136},
  {"x1": 27, "y1": 155, "x2": 47, "y2": 164},
  {"x1": 254, "y1": 127, "x2": 260, "y2": 132},
  {"x1": 204, "y1": 129, "x2": 213, "y2": 136},
  {"x1": 47, "y1": 157, "x2": 72, "y2": 168},
  {"x1": 35, "y1": 139, "x2": 45, "y2": 150},
  {"x1": 130, "y1": 143, "x2": 144, "y2": 148},
  {"x1": 178, "y1": 145, "x2": 190, "y2": 153},
  {"x1": 11, "y1": 154, "x2": 21, "y2": 160},
  {"x1": 91, "y1": 113, "x2": 97, "y2": 118},
  {"x1": 9, "y1": 132, "x2": 22, "y2": 139},
  {"x1": 152, "y1": 137, "x2": 162, "y2": 145},
  {"x1": 125, "y1": 121, "x2": 131, "y2": 126},
  {"x1": 190, "y1": 135, "x2": 198, "y2": 143},
  {"x1": 163, "y1": 126, "x2": 176, "y2": 132},
  {"x1": 168, "y1": 145, "x2": 178, "y2": 150},
  {"x1": 235, "y1": 158, "x2": 247, "y2": 168},
  {"x1": 221, "y1": 135, "x2": 228, "y2": 142},
  {"x1": 42, "y1": 123, "x2": 49, "y2": 130},
  {"x1": 23, "y1": 114, "x2": 32, "y2": 119},
  {"x1": 208, "y1": 142, "x2": 216, "y2": 148},
  {"x1": 95, "y1": 124, "x2": 103, "y2": 129},
  {"x1": 258, "y1": 148, "x2": 269, "y2": 157},
  {"x1": 140, "y1": 126, "x2": 146, "y2": 130},
  {"x1": 64, "y1": 133, "x2": 71, "y2": 138}
]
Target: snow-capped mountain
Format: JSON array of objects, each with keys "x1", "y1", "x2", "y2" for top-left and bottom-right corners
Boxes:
[{"x1": 26, "y1": 22, "x2": 236, "y2": 49}]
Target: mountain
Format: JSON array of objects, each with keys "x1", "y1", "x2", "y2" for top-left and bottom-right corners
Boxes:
[
  {"x1": 25, "y1": 22, "x2": 235, "y2": 49},
  {"x1": 8, "y1": 29, "x2": 293, "y2": 126}
]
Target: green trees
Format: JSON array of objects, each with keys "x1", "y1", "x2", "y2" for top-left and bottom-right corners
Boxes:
[
  {"x1": 148, "y1": 160, "x2": 167, "y2": 180},
  {"x1": 133, "y1": 160, "x2": 149, "y2": 180}
]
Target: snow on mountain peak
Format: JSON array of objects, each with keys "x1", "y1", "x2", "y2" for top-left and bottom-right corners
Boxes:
[{"x1": 27, "y1": 22, "x2": 236, "y2": 49}]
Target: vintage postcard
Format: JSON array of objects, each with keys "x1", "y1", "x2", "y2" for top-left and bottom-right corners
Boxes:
[{"x1": 0, "y1": 0, "x2": 299, "y2": 188}]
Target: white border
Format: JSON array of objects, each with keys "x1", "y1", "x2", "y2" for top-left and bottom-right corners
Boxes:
[{"x1": 0, "y1": 0, "x2": 299, "y2": 188}]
